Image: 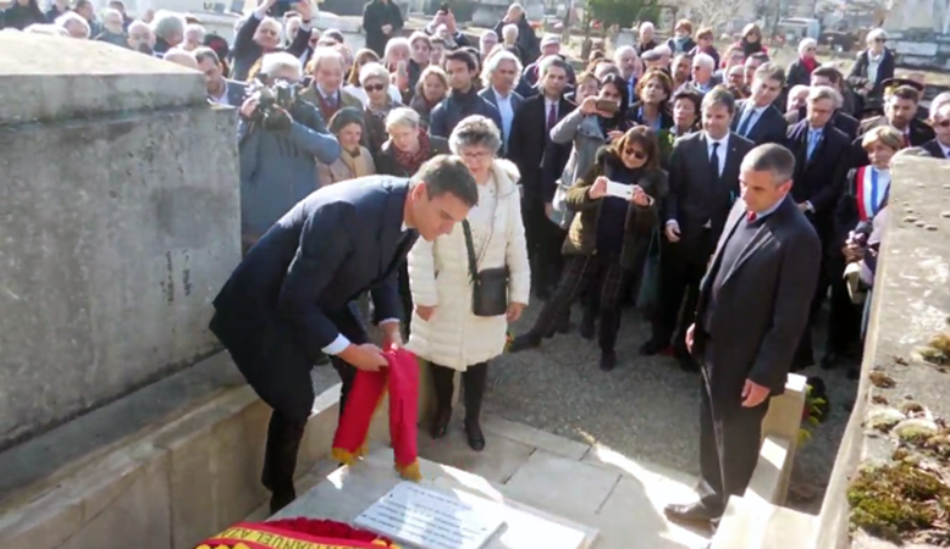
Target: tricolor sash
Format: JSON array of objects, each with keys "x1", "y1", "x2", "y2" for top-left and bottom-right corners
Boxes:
[
  {"x1": 855, "y1": 166, "x2": 886, "y2": 222},
  {"x1": 197, "y1": 520, "x2": 399, "y2": 549}
]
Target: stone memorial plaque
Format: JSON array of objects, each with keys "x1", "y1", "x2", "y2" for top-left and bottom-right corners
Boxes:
[{"x1": 354, "y1": 481, "x2": 505, "y2": 549}]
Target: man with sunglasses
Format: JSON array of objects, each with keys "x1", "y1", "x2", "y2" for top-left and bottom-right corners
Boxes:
[{"x1": 922, "y1": 100, "x2": 950, "y2": 159}]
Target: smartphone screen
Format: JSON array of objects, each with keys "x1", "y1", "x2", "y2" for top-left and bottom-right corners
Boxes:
[{"x1": 595, "y1": 99, "x2": 619, "y2": 113}]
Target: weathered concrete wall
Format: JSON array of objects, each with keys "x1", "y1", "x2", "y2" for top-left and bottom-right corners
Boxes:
[
  {"x1": 814, "y1": 156, "x2": 950, "y2": 548},
  {"x1": 0, "y1": 33, "x2": 241, "y2": 450}
]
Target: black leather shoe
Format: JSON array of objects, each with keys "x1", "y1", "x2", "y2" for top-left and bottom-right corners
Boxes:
[
  {"x1": 639, "y1": 338, "x2": 668, "y2": 356},
  {"x1": 269, "y1": 489, "x2": 296, "y2": 515},
  {"x1": 663, "y1": 502, "x2": 718, "y2": 524},
  {"x1": 430, "y1": 409, "x2": 452, "y2": 439},
  {"x1": 509, "y1": 332, "x2": 542, "y2": 353},
  {"x1": 464, "y1": 418, "x2": 486, "y2": 451},
  {"x1": 600, "y1": 350, "x2": 617, "y2": 371}
]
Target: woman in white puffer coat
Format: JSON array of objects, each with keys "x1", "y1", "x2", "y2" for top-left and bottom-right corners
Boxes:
[{"x1": 406, "y1": 115, "x2": 530, "y2": 452}]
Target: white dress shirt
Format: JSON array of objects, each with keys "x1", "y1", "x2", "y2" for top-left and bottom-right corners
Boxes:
[{"x1": 493, "y1": 87, "x2": 515, "y2": 148}]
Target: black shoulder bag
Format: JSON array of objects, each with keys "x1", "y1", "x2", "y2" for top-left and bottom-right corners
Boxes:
[{"x1": 462, "y1": 218, "x2": 510, "y2": 317}]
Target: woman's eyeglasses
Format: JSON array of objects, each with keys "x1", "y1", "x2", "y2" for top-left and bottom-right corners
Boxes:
[
  {"x1": 624, "y1": 148, "x2": 647, "y2": 160},
  {"x1": 364, "y1": 83, "x2": 386, "y2": 92}
]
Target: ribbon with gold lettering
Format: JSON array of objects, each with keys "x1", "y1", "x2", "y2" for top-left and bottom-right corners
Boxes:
[{"x1": 195, "y1": 520, "x2": 400, "y2": 549}]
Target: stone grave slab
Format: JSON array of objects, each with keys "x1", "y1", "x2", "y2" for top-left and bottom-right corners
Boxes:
[{"x1": 272, "y1": 448, "x2": 598, "y2": 549}]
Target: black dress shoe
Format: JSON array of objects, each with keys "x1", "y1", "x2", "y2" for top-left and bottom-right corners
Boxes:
[
  {"x1": 269, "y1": 489, "x2": 296, "y2": 515},
  {"x1": 464, "y1": 418, "x2": 486, "y2": 451},
  {"x1": 509, "y1": 332, "x2": 542, "y2": 353},
  {"x1": 599, "y1": 350, "x2": 617, "y2": 371},
  {"x1": 639, "y1": 338, "x2": 668, "y2": 356},
  {"x1": 429, "y1": 409, "x2": 452, "y2": 439},
  {"x1": 663, "y1": 502, "x2": 718, "y2": 524},
  {"x1": 578, "y1": 315, "x2": 595, "y2": 340}
]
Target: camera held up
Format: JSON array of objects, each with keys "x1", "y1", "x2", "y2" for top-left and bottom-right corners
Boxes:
[{"x1": 247, "y1": 78, "x2": 301, "y2": 131}]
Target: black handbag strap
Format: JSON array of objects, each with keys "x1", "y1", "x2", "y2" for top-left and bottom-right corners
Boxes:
[{"x1": 462, "y1": 219, "x2": 480, "y2": 285}]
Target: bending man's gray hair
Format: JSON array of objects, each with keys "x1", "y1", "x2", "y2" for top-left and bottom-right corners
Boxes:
[
  {"x1": 741, "y1": 143, "x2": 796, "y2": 186},
  {"x1": 449, "y1": 115, "x2": 503, "y2": 155}
]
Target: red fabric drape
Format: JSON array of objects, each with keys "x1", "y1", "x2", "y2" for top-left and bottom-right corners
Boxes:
[
  {"x1": 331, "y1": 348, "x2": 420, "y2": 480},
  {"x1": 196, "y1": 519, "x2": 399, "y2": 548}
]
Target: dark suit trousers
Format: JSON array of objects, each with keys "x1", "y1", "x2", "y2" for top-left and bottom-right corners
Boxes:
[
  {"x1": 531, "y1": 254, "x2": 630, "y2": 351},
  {"x1": 826, "y1": 255, "x2": 862, "y2": 355},
  {"x1": 697, "y1": 372, "x2": 770, "y2": 516},
  {"x1": 523, "y1": 195, "x2": 566, "y2": 294},
  {"x1": 652, "y1": 231, "x2": 716, "y2": 352},
  {"x1": 262, "y1": 305, "x2": 368, "y2": 498}
]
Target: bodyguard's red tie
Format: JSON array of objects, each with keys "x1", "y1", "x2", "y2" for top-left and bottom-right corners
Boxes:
[{"x1": 747, "y1": 211, "x2": 758, "y2": 222}]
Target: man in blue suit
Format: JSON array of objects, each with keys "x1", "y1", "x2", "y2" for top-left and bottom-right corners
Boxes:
[{"x1": 209, "y1": 155, "x2": 478, "y2": 513}]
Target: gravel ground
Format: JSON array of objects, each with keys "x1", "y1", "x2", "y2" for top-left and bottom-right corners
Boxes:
[{"x1": 480, "y1": 300, "x2": 859, "y2": 515}]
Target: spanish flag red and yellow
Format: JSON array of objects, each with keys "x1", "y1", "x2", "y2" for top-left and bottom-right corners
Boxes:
[{"x1": 195, "y1": 519, "x2": 400, "y2": 549}]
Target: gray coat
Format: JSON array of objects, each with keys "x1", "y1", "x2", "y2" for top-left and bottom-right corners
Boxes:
[
  {"x1": 548, "y1": 109, "x2": 608, "y2": 228},
  {"x1": 238, "y1": 100, "x2": 341, "y2": 245}
]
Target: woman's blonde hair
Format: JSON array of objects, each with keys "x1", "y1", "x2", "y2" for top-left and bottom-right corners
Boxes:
[
  {"x1": 415, "y1": 65, "x2": 449, "y2": 99},
  {"x1": 347, "y1": 48, "x2": 380, "y2": 85},
  {"x1": 861, "y1": 126, "x2": 903, "y2": 152}
]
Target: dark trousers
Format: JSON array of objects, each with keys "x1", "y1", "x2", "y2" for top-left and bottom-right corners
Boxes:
[
  {"x1": 532, "y1": 254, "x2": 629, "y2": 351},
  {"x1": 651, "y1": 231, "x2": 716, "y2": 352},
  {"x1": 260, "y1": 307, "x2": 365, "y2": 499},
  {"x1": 398, "y1": 263, "x2": 413, "y2": 339},
  {"x1": 826, "y1": 261, "x2": 862, "y2": 354},
  {"x1": 697, "y1": 376, "x2": 770, "y2": 516},
  {"x1": 795, "y1": 228, "x2": 833, "y2": 366},
  {"x1": 430, "y1": 362, "x2": 489, "y2": 422},
  {"x1": 523, "y1": 198, "x2": 566, "y2": 294}
]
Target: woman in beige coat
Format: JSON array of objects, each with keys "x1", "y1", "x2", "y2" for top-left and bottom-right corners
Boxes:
[
  {"x1": 316, "y1": 107, "x2": 376, "y2": 186},
  {"x1": 406, "y1": 115, "x2": 530, "y2": 451}
]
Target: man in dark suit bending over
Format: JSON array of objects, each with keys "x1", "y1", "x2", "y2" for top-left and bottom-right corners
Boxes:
[
  {"x1": 664, "y1": 144, "x2": 820, "y2": 527},
  {"x1": 209, "y1": 156, "x2": 478, "y2": 513}
]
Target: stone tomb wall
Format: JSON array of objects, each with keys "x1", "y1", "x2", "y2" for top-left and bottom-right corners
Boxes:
[{"x1": 0, "y1": 33, "x2": 241, "y2": 450}]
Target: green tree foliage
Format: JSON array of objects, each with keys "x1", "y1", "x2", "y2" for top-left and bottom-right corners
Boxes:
[{"x1": 587, "y1": 0, "x2": 660, "y2": 28}]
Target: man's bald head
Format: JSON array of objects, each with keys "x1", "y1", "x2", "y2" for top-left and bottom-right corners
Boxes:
[{"x1": 163, "y1": 47, "x2": 198, "y2": 69}]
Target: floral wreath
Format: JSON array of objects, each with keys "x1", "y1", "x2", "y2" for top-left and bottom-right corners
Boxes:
[{"x1": 195, "y1": 519, "x2": 401, "y2": 549}]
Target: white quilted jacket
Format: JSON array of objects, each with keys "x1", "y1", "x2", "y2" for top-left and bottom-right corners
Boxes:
[{"x1": 405, "y1": 159, "x2": 531, "y2": 371}]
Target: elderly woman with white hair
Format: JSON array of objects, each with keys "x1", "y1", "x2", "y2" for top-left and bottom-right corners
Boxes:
[
  {"x1": 407, "y1": 115, "x2": 529, "y2": 452},
  {"x1": 359, "y1": 61, "x2": 403, "y2": 151},
  {"x1": 55, "y1": 12, "x2": 90, "y2": 39},
  {"x1": 786, "y1": 37, "x2": 819, "y2": 88},
  {"x1": 492, "y1": 2, "x2": 539, "y2": 63},
  {"x1": 230, "y1": 0, "x2": 314, "y2": 82},
  {"x1": 847, "y1": 28, "x2": 895, "y2": 112},
  {"x1": 150, "y1": 10, "x2": 185, "y2": 54}
]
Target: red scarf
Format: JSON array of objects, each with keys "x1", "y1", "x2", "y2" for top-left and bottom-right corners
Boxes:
[
  {"x1": 316, "y1": 89, "x2": 342, "y2": 122},
  {"x1": 802, "y1": 56, "x2": 817, "y2": 74},
  {"x1": 332, "y1": 348, "x2": 420, "y2": 480},
  {"x1": 391, "y1": 131, "x2": 431, "y2": 175},
  {"x1": 198, "y1": 519, "x2": 398, "y2": 548}
]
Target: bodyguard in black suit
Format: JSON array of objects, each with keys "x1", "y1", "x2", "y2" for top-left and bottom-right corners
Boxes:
[
  {"x1": 641, "y1": 89, "x2": 754, "y2": 369},
  {"x1": 508, "y1": 56, "x2": 573, "y2": 297},
  {"x1": 848, "y1": 85, "x2": 935, "y2": 169},
  {"x1": 785, "y1": 86, "x2": 850, "y2": 367},
  {"x1": 665, "y1": 144, "x2": 820, "y2": 525},
  {"x1": 731, "y1": 63, "x2": 788, "y2": 146},
  {"x1": 209, "y1": 157, "x2": 477, "y2": 513}
]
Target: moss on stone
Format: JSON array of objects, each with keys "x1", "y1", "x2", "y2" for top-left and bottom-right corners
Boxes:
[{"x1": 848, "y1": 462, "x2": 949, "y2": 543}]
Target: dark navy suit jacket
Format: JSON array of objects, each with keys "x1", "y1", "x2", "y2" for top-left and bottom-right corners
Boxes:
[{"x1": 210, "y1": 176, "x2": 415, "y2": 391}]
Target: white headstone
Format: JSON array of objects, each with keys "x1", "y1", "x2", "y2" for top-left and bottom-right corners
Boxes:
[{"x1": 355, "y1": 482, "x2": 506, "y2": 549}]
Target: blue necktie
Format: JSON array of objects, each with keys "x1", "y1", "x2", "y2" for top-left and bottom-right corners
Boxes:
[
  {"x1": 807, "y1": 129, "x2": 821, "y2": 160},
  {"x1": 737, "y1": 108, "x2": 757, "y2": 137}
]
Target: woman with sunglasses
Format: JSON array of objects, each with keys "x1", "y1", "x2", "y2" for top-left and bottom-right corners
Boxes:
[
  {"x1": 510, "y1": 127, "x2": 668, "y2": 371},
  {"x1": 358, "y1": 62, "x2": 403, "y2": 152},
  {"x1": 343, "y1": 49, "x2": 403, "y2": 106}
]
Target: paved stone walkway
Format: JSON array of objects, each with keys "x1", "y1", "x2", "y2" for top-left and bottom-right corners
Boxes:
[{"x1": 483, "y1": 303, "x2": 858, "y2": 515}]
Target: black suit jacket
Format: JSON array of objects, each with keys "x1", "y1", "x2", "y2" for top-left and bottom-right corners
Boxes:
[
  {"x1": 663, "y1": 132, "x2": 755, "y2": 243},
  {"x1": 508, "y1": 94, "x2": 574, "y2": 202},
  {"x1": 732, "y1": 100, "x2": 787, "y2": 146},
  {"x1": 210, "y1": 177, "x2": 415, "y2": 385},
  {"x1": 786, "y1": 120, "x2": 850, "y2": 233},
  {"x1": 694, "y1": 197, "x2": 821, "y2": 404},
  {"x1": 921, "y1": 139, "x2": 949, "y2": 159}
]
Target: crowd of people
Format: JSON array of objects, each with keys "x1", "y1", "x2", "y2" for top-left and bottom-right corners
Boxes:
[{"x1": 6, "y1": 0, "x2": 948, "y2": 540}]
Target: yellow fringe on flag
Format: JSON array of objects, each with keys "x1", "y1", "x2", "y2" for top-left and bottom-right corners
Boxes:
[{"x1": 396, "y1": 459, "x2": 421, "y2": 482}]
